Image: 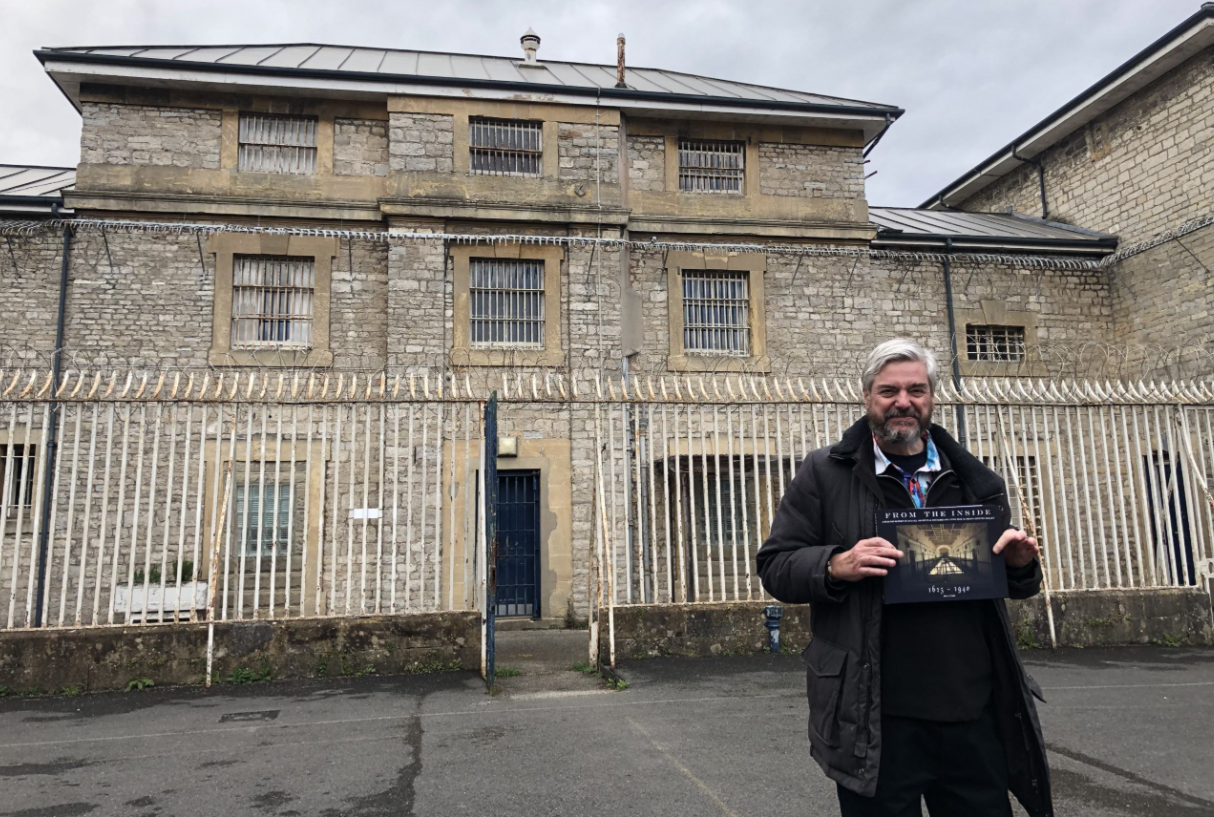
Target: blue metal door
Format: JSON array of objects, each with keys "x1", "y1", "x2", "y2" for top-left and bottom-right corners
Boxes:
[{"x1": 496, "y1": 470, "x2": 541, "y2": 618}]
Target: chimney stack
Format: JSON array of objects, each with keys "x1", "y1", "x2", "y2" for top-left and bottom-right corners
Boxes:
[
  {"x1": 615, "y1": 33, "x2": 627, "y2": 88},
  {"x1": 520, "y1": 28, "x2": 541, "y2": 64}
]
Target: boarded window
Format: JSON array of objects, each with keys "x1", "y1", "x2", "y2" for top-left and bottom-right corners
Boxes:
[
  {"x1": 469, "y1": 259, "x2": 545, "y2": 348},
  {"x1": 238, "y1": 113, "x2": 318, "y2": 175},
  {"x1": 231, "y1": 256, "x2": 315, "y2": 349},
  {"x1": 0, "y1": 444, "x2": 36, "y2": 513},
  {"x1": 682, "y1": 270, "x2": 750, "y2": 356},
  {"x1": 966, "y1": 325, "x2": 1026, "y2": 362},
  {"x1": 678, "y1": 139, "x2": 744, "y2": 193},
  {"x1": 469, "y1": 118, "x2": 542, "y2": 177},
  {"x1": 234, "y1": 482, "x2": 292, "y2": 557}
]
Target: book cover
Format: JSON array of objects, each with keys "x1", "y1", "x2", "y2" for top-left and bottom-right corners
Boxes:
[{"x1": 877, "y1": 504, "x2": 1009, "y2": 604}]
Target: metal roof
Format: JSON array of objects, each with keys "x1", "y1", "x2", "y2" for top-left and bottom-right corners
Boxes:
[
  {"x1": 36, "y1": 43, "x2": 901, "y2": 138},
  {"x1": 39, "y1": 44, "x2": 896, "y2": 110},
  {"x1": 0, "y1": 165, "x2": 75, "y2": 214},
  {"x1": 870, "y1": 207, "x2": 1117, "y2": 254},
  {"x1": 920, "y1": 4, "x2": 1214, "y2": 209}
]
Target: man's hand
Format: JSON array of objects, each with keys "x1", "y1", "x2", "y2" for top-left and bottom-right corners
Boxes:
[
  {"x1": 993, "y1": 528, "x2": 1039, "y2": 569},
  {"x1": 828, "y1": 538, "x2": 904, "y2": 582}
]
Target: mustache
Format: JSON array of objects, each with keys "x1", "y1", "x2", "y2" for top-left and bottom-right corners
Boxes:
[{"x1": 883, "y1": 407, "x2": 922, "y2": 421}]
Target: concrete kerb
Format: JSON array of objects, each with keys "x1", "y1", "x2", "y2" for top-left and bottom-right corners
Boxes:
[{"x1": 0, "y1": 612, "x2": 480, "y2": 695}]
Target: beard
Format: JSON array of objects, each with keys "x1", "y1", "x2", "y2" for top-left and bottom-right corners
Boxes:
[{"x1": 868, "y1": 404, "x2": 932, "y2": 445}]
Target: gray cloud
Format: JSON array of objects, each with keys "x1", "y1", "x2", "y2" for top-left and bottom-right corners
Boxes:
[{"x1": 0, "y1": 0, "x2": 1200, "y2": 205}]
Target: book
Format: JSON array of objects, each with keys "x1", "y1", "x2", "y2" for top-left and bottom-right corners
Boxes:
[{"x1": 877, "y1": 504, "x2": 1009, "y2": 604}]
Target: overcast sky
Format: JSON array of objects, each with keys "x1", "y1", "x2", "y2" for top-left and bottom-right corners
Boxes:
[{"x1": 0, "y1": 0, "x2": 1201, "y2": 206}]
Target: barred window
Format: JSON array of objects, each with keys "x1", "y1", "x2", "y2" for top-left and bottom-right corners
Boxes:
[
  {"x1": 682, "y1": 270, "x2": 750, "y2": 356},
  {"x1": 238, "y1": 113, "x2": 318, "y2": 175},
  {"x1": 469, "y1": 259, "x2": 545, "y2": 348},
  {"x1": 678, "y1": 139, "x2": 744, "y2": 193},
  {"x1": 234, "y1": 482, "x2": 291, "y2": 556},
  {"x1": 469, "y1": 118, "x2": 542, "y2": 177},
  {"x1": 0, "y1": 444, "x2": 36, "y2": 513},
  {"x1": 966, "y1": 325, "x2": 1026, "y2": 362},
  {"x1": 231, "y1": 256, "x2": 315, "y2": 349}
]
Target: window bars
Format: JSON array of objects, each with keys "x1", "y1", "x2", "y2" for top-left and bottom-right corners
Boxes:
[
  {"x1": 469, "y1": 259, "x2": 546, "y2": 348},
  {"x1": 234, "y1": 482, "x2": 293, "y2": 557},
  {"x1": 231, "y1": 255, "x2": 315, "y2": 349},
  {"x1": 966, "y1": 325, "x2": 1027, "y2": 362},
  {"x1": 469, "y1": 118, "x2": 543, "y2": 177},
  {"x1": 682, "y1": 270, "x2": 751, "y2": 356},
  {"x1": 678, "y1": 139, "x2": 745, "y2": 193},
  {"x1": 0, "y1": 443, "x2": 35, "y2": 514},
  {"x1": 238, "y1": 114, "x2": 318, "y2": 175}
]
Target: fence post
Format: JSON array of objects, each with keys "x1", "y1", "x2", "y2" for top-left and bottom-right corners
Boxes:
[{"x1": 484, "y1": 392, "x2": 498, "y2": 689}]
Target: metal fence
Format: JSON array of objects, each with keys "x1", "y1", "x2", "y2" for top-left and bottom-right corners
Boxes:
[
  {"x1": 0, "y1": 370, "x2": 491, "y2": 634},
  {"x1": 588, "y1": 376, "x2": 1214, "y2": 631}
]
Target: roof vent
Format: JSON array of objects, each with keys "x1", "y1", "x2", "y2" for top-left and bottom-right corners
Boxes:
[{"x1": 520, "y1": 28, "x2": 541, "y2": 64}]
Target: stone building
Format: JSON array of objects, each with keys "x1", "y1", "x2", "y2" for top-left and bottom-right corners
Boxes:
[{"x1": 1, "y1": 8, "x2": 1212, "y2": 626}]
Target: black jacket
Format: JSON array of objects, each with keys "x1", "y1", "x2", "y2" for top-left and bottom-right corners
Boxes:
[{"x1": 756, "y1": 418, "x2": 1052, "y2": 816}]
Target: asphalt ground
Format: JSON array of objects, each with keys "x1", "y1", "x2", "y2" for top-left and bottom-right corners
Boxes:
[{"x1": 0, "y1": 637, "x2": 1211, "y2": 817}]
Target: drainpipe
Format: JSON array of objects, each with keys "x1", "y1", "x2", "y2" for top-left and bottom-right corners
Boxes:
[
  {"x1": 34, "y1": 207, "x2": 71, "y2": 627},
  {"x1": 941, "y1": 238, "x2": 967, "y2": 444},
  {"x1": 1011, "y1": 148, "x2": 1048, "y2": 219}
]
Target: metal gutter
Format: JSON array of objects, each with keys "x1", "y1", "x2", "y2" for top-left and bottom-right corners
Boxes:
[
  {"x1": 873, "y1": 230, "x2": 1117, "y2": 254},
  {"x1": 36, "y1": 49, "x2": 904, "y2": 120},
  {"x1": 919, "y1": 4, "x2": 1214, "y2": 208}
]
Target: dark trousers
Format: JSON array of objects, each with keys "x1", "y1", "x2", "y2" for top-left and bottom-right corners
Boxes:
[{"x1": 836, "y1": 706, "x2": 1012, "y2": 817}]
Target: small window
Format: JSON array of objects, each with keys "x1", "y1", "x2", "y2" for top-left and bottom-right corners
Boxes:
[
  {"x1": 678, "y1": 139, "x2": 744, "y2": 193},
  {"x1": 469, "y1": 118, "x2": 542, "y2": 177},
  {"x1": 469, "y1": 259, "x2": 545, "y2": 348},
  {"x1": 238, "y1": 113, "x2": 318, "y2": 175},
  {"x1": 234, "y1": 482, "x2": 291, "y2": 556},
  {"x1": 0, "y1": 444, "x2": 36, "y2": 514},
  {"x1": 231, "y1": 255, "x2": 315, "y2": 350},
  {"x1": 682, "y1": 270, "x2": 750, "y2": 356},
  {"x1": 966, "y1": 325, "x2": 1026, "y2": 362}
]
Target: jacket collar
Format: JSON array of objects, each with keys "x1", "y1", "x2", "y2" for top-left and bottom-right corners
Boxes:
[{"x1": 830, "y1": 416, "x2": 1005, "y2": 501}]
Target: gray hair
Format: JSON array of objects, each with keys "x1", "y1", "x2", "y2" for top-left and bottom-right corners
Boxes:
[{"x1": 861, "y1": 338, "x2": 940, "y2": 393}]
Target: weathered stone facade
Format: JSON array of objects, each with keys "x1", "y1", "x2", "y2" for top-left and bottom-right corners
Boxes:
[
  {"x1": 758, "y1": 143, "x2": 865, "y2": 199},
  {"x1": 80, "y1": 102, "x2": 222, "y2": 169},
  {"x1": 626, "y1": 134, "x2": 665, "y2": 192},
  {"x1": 333, "y1": 118, "x2": 390, "y2": 177},
  {"x1": 957, "y1": 48, "x2": 1214, "y2": 245},
  {"x1": 557, "y1": 123, "x2": 619, "y2": 183},
  {"x1": 388, "y1": 112, "x2": 455, "y2": 173}
]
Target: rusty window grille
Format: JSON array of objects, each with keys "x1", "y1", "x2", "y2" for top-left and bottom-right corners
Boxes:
[
  {"x1": 682, "y1": 269, "x2": 750, "y2": 356},
  {"x1": 234, "y1": 482, "x2": 292, "y2": 557},
  {"x1": 966, "y1": 325, "x2": 1026, "y2": 362},
  {"x1": 678, "y1": 139, "x2": 744, "y2": 193},
  {"x1": 469, "y1": 258, "x2": 545, "y2": 347},
  {"x1": 469, "y1": 118, "x2": 543, "y2": 177},
  {"x1": 0, "y1": 444, "x2": 35, "y2": 514},
  {"x1": 231, "y1": 255, "x2": 315, "y2": 349},
  {"x1": 238, "y1": 113, "x2": 318, "y2": 175}
]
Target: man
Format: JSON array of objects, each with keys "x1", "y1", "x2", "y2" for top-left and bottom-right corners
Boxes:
[{"x1": 757, "y1": 339, "x2": 1051, "y2": 817}]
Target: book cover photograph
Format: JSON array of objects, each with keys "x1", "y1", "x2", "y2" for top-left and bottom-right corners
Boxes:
[{"x1": 877, "y1": 504, "x2": 1009, "y2": 604}]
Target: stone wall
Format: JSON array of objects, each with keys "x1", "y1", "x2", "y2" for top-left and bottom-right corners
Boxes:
[
  {"x1": 0, "y1": 613, "x2": 479, "y2": 693},
  {"x1": 626, "y1": 135, "x2": 665, "y2": 192},
  {"x1": 957, "y1": 47, "x2": 1214, "y2": 245},
  {"x1": 0, "y1": 230, "x2": 61, "y2": 365},
  {"x1": 334, "y1": 118, "x2": 390, "y2": 177},
  {"x1": 558, "y1": 123, "x2": 619, "y2": 184},
  {"x1": 758, "y1": 143, "x2": 865, "y2": 199},
  {"x1": 630, "y1": 246, "x2": 1115, "y2": 379},
  {"x1": 388, "y1": 112, "x2": 455, "y2": 173},
  {"x1": 80, "y1": 102, "x2": 222, "y2": 169},
  {"x1": 1110, "y1": 221, "x2": 1214, "y2": 376}
]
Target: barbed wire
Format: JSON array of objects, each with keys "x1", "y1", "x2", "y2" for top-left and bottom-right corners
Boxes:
[{"x1": 0, "y1": 217, "x2": 1104, "y2": 271}]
